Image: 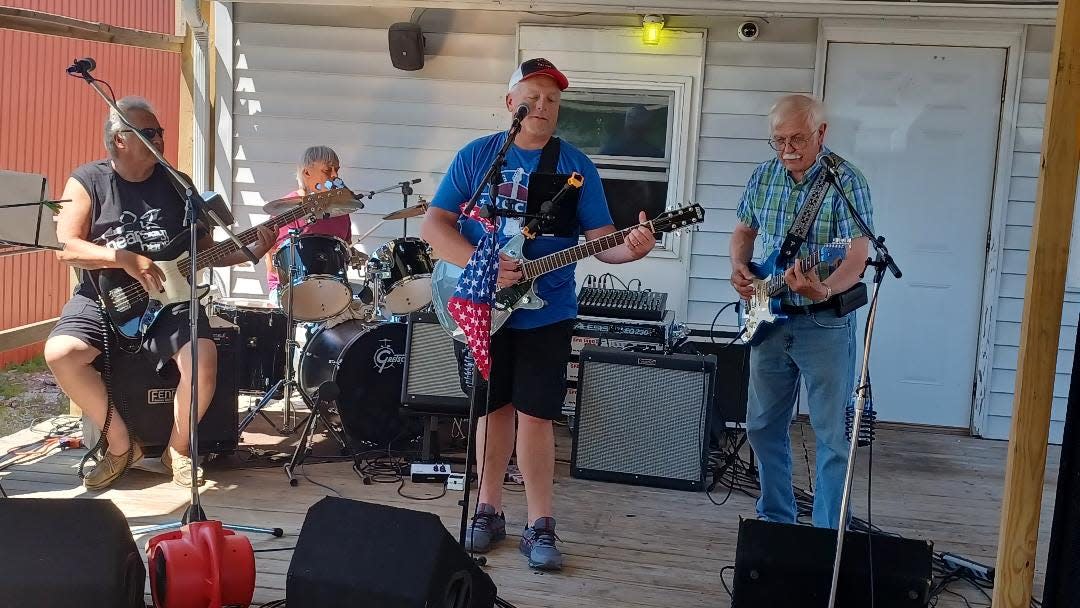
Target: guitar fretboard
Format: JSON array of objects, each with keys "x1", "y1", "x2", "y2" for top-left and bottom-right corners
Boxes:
[{"x1": 763, "y1": 250, "x2": 828, "y2": 298}]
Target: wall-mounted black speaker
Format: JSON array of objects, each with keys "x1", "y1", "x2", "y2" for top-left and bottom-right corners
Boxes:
[
  {"x1": 732, "y1": 519, "x2": 933, "y2": 608},
  {"x1": 287, "y1": 497, "x2": 496, "y2": 607},
  {"x1": 0, "y1": 498, "x2": 146, "y2": 607},
  {"x1": 572, "y1": 346, "x2": 715, "y2": 491},
  {"x1": 389, "y1": 22, "x2": 425, "y2": 71}
]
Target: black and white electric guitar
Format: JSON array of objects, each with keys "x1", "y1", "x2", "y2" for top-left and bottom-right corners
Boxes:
[{"x1": 92, "y1": 185, "x2": 355, "y2": 341}]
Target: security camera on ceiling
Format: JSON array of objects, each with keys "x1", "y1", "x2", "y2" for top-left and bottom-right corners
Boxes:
[{"x1": 738, "y1": 21, "x2": 760, "y2": 42}]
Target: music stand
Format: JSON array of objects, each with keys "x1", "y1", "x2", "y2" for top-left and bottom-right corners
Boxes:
[{"x1": 0, "y1": 171, "x2": 66, "y2": 251}]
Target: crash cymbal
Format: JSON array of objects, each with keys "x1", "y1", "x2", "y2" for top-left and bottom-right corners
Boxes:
[
  {"x1": 261, "y1": 188, "x2": 364, "y2": 217},
  {"x1": 382, "y1": 200, "x2": 429, "y2": 221}
]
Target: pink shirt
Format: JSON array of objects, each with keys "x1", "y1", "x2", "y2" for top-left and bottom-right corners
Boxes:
[{"x1": 266, "y1": 189, "x2": 353, "y2": 291}]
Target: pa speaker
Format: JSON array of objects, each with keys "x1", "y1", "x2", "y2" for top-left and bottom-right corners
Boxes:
[
  {"x1": 0, "y1": 498, "x2": 145, "y2": 607},
  {"x1": 572, "y1": 346, "x2": 715, "y2": 491},
  {"x1": 389, "y1": 22, "x2": 425, "y2": 71},
  {"x1": 287, "y1": 497, "x2": 496, "y2": 608},
  {"x1": 732, "y1": 519, "x2": 933, "y2": 608}
]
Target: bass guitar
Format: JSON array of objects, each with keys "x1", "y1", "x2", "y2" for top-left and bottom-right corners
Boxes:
[
  {"x1": 431, "y1": 204, "x2": 705, "y2": 341},
  {"x1": 92, "y1": 184, "x2": 355, "y2": 342},
  {"x1": 740, "y1": 238, "x2": 850, "y2": 345}
]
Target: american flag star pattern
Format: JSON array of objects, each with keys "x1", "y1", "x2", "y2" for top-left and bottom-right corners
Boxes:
[{"x1": 448, "y1": 226, "x2": 500, "y2": 380}]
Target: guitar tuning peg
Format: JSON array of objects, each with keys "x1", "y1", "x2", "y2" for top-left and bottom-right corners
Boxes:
[{"x1": 333, "y1": 177, "x2": 344, "y2": 188}]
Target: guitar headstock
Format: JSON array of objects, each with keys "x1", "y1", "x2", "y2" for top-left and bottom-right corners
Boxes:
[
  {"x1": 820, "y1": 238, "x2": 852, "y2": 264},
  {"x1": 651, "y1": 204, "x2": 705, "y2": 233},
  {"x1": 298, "y1": 178, "x2": 362, "y2": 218}
]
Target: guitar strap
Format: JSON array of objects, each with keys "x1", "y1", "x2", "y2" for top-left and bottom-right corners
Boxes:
[
  {"x1": 775, "y1": 152, "x2": 841, "y2": 267},
  {"x1": 538, "y1": 136, "x2": 561, "y2": 174}
]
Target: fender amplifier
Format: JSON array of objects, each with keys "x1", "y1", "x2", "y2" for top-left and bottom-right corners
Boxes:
[
  {"x1": 84, "y1": 319, "x2": 240, "y2": 457},
  {"x1": 571, "y1": 346, "x2": 716, "y2": 491},
  {"x1": 401, "y1": 312, "x2": 469, "y2": 415}
]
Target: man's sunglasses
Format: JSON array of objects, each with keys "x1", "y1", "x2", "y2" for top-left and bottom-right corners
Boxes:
[{"x1": 122, "y1": 127, "x2": 165, "y2": 139}]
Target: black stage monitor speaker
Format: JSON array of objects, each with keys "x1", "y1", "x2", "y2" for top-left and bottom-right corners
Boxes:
[
  {"x1": 732, "y1": 519, "x2": 933, "y2": 608},
  {"x1": 389, "y1": 22, "x2": 425, "y2": 71},
  {"x1": 105, "y1": 320, "x2": 239, "y2": 457},
  {"x1": 287, "y1": 497, "x2": 496, "y2": 608},
  {"x1": 1042, "y1": 311, "x2": 1080, "y2": 608},
  {"x1": 0, "y1": 498, "x2": 146, "y2": 607},
  {"x1": 571, "y1": 346, "x2": 716, "y2": 491},
  {"x1": 402, "y1": 312, "x2": 469, "y2": 415}
]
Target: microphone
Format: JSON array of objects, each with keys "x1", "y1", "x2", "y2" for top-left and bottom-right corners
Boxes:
[
  {"x1": 66, "y1": 57, "x2": 96, "y2": 75},
  {"x1": 512, "y1": 103, "x2": 530, "y2": 123},
  {"x1": 821, "y1": 153, "x2": 843, "y2": 182}
]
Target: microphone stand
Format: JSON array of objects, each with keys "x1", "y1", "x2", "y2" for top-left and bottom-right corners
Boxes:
[
  {"x1": 457, "y1": 119, "x2": 524, "y2": 557},
  {"x1": 70, "y1": 62, "x2": 281, "y2": 538},
  {"x1": 824, "y1": 166, "x2": 901, "y2": 608},
  {"x1": 365, "y1": 178, "x2": 422, "y2": 239}
]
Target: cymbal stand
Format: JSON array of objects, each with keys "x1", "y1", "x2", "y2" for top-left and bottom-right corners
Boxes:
[{"x1": 364, "y1": 178, "x2": 422, "y2": 240}]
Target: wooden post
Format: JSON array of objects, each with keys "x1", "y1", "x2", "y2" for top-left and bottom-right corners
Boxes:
[
  {"x1": 178, "y1": 24, "x2": 195, "y2": 177},
  {"x1": 993, "y1": 1, "x2": 1080, "y2": 606}
]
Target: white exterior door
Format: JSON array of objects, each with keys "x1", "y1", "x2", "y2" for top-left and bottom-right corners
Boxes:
[{"x1": 823, "y1": 42, "x2": 1006, "y2": 428}]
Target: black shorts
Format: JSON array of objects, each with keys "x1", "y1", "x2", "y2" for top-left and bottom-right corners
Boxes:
[
  {"x1": 455, "y1": 319, "x2": 574, "y2": 421},
  {"x1": 49, "y1": 293, "x2": 212, "y2": 373}
]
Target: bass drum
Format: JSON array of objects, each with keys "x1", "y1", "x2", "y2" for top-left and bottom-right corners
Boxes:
[{"x1": 298, "y1": 320, "x2": 420, "y2": 450}]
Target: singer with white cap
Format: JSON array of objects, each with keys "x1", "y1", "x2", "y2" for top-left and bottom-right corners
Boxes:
[
  {"x1": 729, "y1": 93, "x2": 874, "y2": 530},
  {"x1": 421, "y1": 58, "x2": 655, "y2": 571}
]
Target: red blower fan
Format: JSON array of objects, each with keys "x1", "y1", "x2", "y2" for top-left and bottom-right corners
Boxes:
[{"x1": 147, "y1": 520, "x2": 256, "y2": 608}]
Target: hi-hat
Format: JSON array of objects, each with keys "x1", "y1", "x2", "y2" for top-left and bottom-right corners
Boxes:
[
  {"x1": 262, "y1": 192, "x2": 364, "y2": 217},
  {"x1": 382, "y1": 200, "x2": 429, "y2": 221}
]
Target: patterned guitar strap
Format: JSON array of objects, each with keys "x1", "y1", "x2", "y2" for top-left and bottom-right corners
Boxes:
[{"x1": 775, "y1": 152, "x2": 844, "y2": 268}]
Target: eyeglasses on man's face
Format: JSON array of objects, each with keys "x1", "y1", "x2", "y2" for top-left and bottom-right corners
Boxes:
[
  {"x1": 768, "y1": 132, "x2": 814, "y2": 151},
  {"x1": 122, "y1": 127, "x2": 165, "y2": 140}
]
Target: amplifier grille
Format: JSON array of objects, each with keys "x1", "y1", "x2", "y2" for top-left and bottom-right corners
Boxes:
[
  {"x1": 573, "y1": 348, "x2": 714, "y2": 490},
  {"x1": 404, "y1": 316, "x2": 468, "y2": 409}
]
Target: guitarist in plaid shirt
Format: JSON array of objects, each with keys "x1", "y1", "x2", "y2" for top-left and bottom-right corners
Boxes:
[{"x1": 730, "y1": 94, "x2": 874, "y2": 529}]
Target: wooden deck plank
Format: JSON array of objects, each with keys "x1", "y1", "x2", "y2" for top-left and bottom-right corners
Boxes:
[{"x1": 0, "y1": 419, "x2": 1057, "y2": 608}]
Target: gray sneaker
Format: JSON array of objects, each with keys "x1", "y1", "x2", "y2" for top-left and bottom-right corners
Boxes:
[
  {"x1": 464, "y1": 503, "x2": 506, "y2": 553},
  {"x1": 519, "y1": 516, "x2": 563, "y2": 571}
]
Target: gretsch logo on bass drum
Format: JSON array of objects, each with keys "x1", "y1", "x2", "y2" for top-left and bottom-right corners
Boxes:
[{"x1": 373, "y1": 339, "x2": 406, "y2": 373}]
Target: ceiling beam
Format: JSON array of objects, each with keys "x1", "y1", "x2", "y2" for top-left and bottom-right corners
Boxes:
[{"x1": 0, "y1": 6, "x2": 183, "y2": 52}]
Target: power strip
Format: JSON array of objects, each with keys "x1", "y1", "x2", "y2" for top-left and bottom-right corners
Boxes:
[{"x1": 410, "y1": 463, "x2": 453, "y2": 483}]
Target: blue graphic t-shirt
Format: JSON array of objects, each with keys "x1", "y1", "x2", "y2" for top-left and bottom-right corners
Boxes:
[{"x1": 431, "y1": 132, "x2": 613, "y2": 329}]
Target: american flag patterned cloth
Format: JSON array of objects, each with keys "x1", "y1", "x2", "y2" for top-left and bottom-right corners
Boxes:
[{"x1": 448, "y1": 221, "x2": 500, "y2": 381}]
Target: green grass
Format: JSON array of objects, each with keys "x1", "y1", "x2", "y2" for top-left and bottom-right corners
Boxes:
[
  {"x1": 2, "y1": 355, "x2": 48, "y2": 374},
  {"x1": 0, "y1": 355, "x2": 47, "y2": 399}
]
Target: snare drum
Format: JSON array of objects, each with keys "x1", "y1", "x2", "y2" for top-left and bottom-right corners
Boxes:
[
  {"x1": 274, "y1": 235, "x2": 353, "y2": 322},
  {"x1": 372, "y1": 237, "x2": 434, "y2": 314},
  {"x1": 210, "y1": 298, "x2": 287, "y2": 394}
]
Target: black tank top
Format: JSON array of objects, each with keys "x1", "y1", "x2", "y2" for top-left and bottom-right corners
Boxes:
[{"x1": 70, "y1": 160, "x2": 193, "y2": 297}]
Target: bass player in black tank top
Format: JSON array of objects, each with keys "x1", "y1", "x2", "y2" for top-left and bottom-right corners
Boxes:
[{"x1": 44, "y1": 96, "x2": 275, "y2": 490}]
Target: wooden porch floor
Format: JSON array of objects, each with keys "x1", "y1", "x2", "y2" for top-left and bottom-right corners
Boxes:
[{"x1": 0, "y1": 408, "x2": 1059, "y2": 608}]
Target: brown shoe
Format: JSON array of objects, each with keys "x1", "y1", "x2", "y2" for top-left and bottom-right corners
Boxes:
[
  {"x1": 83, "y1": 442, "x2": 143, "y2": 491},
  {"x1": 161, "y1": 450, "x2": 205, "y2": 487}
]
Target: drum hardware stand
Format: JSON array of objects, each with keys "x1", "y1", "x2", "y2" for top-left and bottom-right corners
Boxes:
[
  {"x1": 71, "y1": 57, "x2": 282, "y2": 538},
  {"x1": 823, "y1": 161, "x2": 902, "y2": 608},
  {"x1": 285, "y1": 381, "x2": 348, "y2": 486},
  {"x1": 239, "y1": 229, "x2": 307, "y2": 435},
  {"x1": 363, "y1": 177, "x2": 423, "y2": 239}
]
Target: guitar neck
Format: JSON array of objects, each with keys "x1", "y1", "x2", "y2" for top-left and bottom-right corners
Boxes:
[
  {"x1": 764, "y1": 250, "x2": 826, "y2": 297},
  {"x1": 185, "y1": 204, "x2": 309, "y2": 275},
  {"x1": 520, "y1": 229, "x2": 631, "y2": 279}
]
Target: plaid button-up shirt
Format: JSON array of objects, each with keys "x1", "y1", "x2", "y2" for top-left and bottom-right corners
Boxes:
[{"x1": 736, "y1": 146, "x2": 874, "y2": 306}]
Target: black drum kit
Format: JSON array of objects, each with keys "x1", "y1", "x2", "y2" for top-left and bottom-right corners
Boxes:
[{"x1": 215, "y1": 183, "x2": 436, "y2": 484}]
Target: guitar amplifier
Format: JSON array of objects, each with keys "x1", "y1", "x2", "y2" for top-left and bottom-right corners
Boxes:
[
  {"x1": 571, "y1": 346, "x2": 716, "y2": 491},
  {"x1": 82, "y1": 319, "x2": 240, "y2": 457},
  {"x1": 401, "y1": 312, "x2": 469, "y2": 415}
]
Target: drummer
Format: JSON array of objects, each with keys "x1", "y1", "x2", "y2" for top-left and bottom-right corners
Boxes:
[{"x1": 265, "y1": 145, "x2": 353, "y2": 305}]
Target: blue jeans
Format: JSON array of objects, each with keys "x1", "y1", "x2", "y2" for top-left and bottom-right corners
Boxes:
[{"x1": 745, "y1": 309, "x2": 857, "y2": 529}]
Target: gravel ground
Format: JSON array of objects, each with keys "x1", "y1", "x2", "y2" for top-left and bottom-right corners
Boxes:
[{"x1": 0, "y1": 359, "x2": 68, "y2": 437}]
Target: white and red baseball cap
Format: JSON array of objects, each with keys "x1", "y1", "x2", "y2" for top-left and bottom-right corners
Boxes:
[{"x1": 508, "y1": 58, "x2": 569, "y2": 91}]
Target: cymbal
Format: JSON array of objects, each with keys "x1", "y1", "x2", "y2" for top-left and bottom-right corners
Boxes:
[
  {"x1": 382, "y1": 201, "x2": 429, "y2": 221},
  {"x1": 262, "y1": 192, "x2": 364, "y2": 217}
]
